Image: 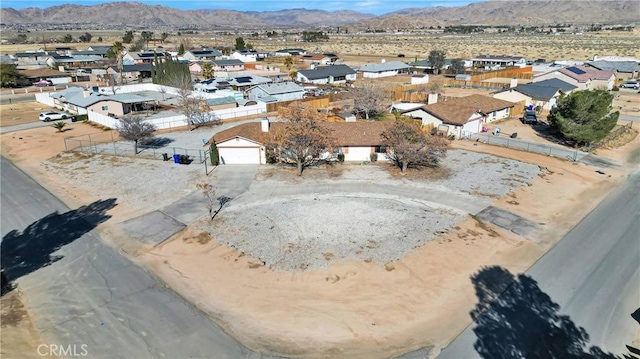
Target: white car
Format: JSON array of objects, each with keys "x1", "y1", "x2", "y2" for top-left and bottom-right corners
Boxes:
[
  {"x1": 39, "y1": 111, "x2": 70, "y2": 122},
  {"x1": 620, "y1": 81, "x2": 639, "y2": 89}
]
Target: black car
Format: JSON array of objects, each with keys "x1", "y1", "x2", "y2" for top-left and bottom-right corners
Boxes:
[{"x1": 521, "y1": 110, "x2": 538, "y2": 124}]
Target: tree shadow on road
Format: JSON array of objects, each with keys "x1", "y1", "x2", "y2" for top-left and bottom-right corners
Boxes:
[
  {"x1": 470, "y1": 266, "x2": 619, "y2": 359},
  {"x1": 1, "y1": 198, "x2": 117, "y2": 295}
]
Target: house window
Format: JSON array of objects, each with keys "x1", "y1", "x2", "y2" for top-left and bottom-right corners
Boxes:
[
  {"x1": 374, "y1": 145, "x2": 387, "y2": 153},
  {"x1": 101, "y1": 105, "x2": 109, "y2": 111}
]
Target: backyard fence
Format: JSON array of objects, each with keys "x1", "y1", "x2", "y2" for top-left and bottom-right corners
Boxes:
[
  {"x1": 467, "y1": 133, "x2": 583, "y2": 162},
  {"x1": 64, "y1": 132, "x2": 208, "y2": 164}
]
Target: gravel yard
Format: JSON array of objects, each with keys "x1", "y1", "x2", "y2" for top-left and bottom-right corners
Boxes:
[
  {"x1": 201, "y1": 194, "x2": 464, "y2": 271},
  {"x1": 43, "y1": 148, "x2": 539, "y2": 270},
  {"x1": 42, "y1": 152, "x2": 205, "y2": 215},
  {"x1": 202, "y1": 150, "x2": 540, "y2": 271}
]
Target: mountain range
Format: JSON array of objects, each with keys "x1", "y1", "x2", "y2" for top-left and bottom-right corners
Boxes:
[{"x1": 0, "y1": 1, "x2": 638, "y2": 28}]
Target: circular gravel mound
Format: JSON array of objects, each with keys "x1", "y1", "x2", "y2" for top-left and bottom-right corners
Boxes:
[{"x1": 207, "y1": 194, "x2": 465, "y2": 271}]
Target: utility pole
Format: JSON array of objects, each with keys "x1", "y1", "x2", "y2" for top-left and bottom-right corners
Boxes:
[{"x1": 42, "y1": 34, "x2": 47, "y2": 51}]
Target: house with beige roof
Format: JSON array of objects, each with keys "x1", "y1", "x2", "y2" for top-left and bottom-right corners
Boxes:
[
  {"x1": 212, "y1": 119, "x2": 389, "y2": 164},
  {"x1": 533, "y1": 65, "x2": 615, "y2": 90},
  {"x1": 422, "y1": 95, "x2": 515, "y2": 138}
]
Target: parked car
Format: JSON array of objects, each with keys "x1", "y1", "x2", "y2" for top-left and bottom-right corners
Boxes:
[
  {"x1": 39, "y1": 111, "x2": 70, "y2": 122},
  {"x1": 33, "y1": 79, "x2": 53, "y2": 87},
  {"x1": 620, "y1": 81, "x2": 640, "y2": 89},
  {"x1": 521, "y1": 110, "x2": 538, "y2": 124}
]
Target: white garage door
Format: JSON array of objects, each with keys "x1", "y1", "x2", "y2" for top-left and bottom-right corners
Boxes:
[
  {"x1": 218, "y1": 147, "x2": 260, "y2": 164},
  {"x1": 462, "y1": 119, "x2": 482, "y2": 135}
]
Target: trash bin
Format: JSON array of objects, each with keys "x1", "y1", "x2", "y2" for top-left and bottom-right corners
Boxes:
[
  {"x1": 162, "y1": 153, "x2": 169, "y2": 161},
  {"x1": 173, "y1": 154, "x2": 180, "y2": 163}
]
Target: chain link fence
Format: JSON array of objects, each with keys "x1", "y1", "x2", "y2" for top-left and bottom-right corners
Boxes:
[
  {"x1": 65, "y1": 137, "x2": 205, "y2": 161},
  {"x1": 467, "y1": 133, "x2": 585, "y2": 162}
]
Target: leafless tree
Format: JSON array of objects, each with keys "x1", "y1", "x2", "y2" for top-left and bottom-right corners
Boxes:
[
  {"x1": 381, "y1": 118, "x2": 449, "y2": 174},
  {"x1": 265, "y1": 102, "x2": 335, "y2": 176},
  {"x1": 196, "y1": 182, "x2": 217, "y2": 219},
  {"x1": 177, "y1": 87, "x2": 216, "y2": 130},
  {"x1": 348, "y1": 81, "x2": 389, "y2": 120},
  {"x1": 115, "y1": 115, "x2": 156, "y2": 154}
]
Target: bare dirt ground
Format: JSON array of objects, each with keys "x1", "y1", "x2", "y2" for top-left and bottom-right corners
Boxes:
[
  {"x1": 2, "y1": 121, "x2": 638, "y2": 358},
  {"x1": 1, "y1": 291, "x2": 50, "y2": 359},
  {"x1": 0, "y1": 101, "x2": 52, "y2": 127},
  {"x1": 613, "y1": 91, "x2": 640, "y2": 117},
  {"x1": 140, "y1": 144, "x2": 630, "y2": 358}
]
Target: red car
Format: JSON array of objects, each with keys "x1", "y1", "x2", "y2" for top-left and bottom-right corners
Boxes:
[{"x1": 33, "y1": 80, "x2": 53, "y2": 87}]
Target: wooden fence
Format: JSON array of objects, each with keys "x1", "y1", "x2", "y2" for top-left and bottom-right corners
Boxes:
[
  {"x1": 265, "y1": 95, "x2": 331, "y2": 112},
  {"x1": 470, "y1": 67, "x2": 533, "y2": 81}
]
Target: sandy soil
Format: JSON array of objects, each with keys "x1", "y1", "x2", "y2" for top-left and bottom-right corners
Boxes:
[
  {"x1": 0, "y1": 101, "x2": 54, "y2": 127},
  {"x1": 2, "y1": 120, "x2": 637, "y2": 358},
  {"x1": 141, "y1": 147, "x2": 630, "y2": 358},
  {"x1": 0, "y1": 291, "x2": 50, "y2": 359}
]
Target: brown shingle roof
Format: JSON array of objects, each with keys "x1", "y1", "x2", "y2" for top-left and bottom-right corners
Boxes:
[
  {"x1": 213, "y1": 121, "x2": 390, "y2": 146},
  {"x1": 18, "y1": 68, "x2": 69, "y2": 79},
  {"x1": 424, "y1": 95, "x2": 515, "y2": 126}
]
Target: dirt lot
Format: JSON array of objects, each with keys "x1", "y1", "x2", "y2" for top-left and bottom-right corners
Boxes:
[
  {"x1": 2, "y1": 118, "x2": 638, "y2": 358},
  {"x1": 0, "y1": 101, "x2": 53, "y2": 127},
  {"x1": 142, "y1": 146, "x2": 629, "y2": 358}
]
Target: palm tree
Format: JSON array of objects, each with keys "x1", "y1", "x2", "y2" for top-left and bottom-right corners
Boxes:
[
  {"x1": 107, "y1": 41, "x2": 125, "y2": 85},
  {"x1": 201, "y1": 62, "x2": 213, "y2": 79},
  {"x1": 284, "y1": 56, "x2": 293, "y2": 71}
]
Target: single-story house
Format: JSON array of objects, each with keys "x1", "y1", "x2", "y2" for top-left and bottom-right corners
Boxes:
[
  {"x1": 18, "y1": 68, "x2": 71, "y2": 85},
  {"x1": 300, "y1": 53, "x2": 339, "y2": 65},
  {"x1": 71, "y1": 48, "x2": 111, "y2": 58},
  {"x1": 389, "y1": 103, "x2": 433, "y2": 124},
  {"x1": 246, "y1": 82, "x2": 304, "y2": 102},
  {"x1": 493, "y1": 78, "x2": 577, "y2": 110},
  {"x1": 423, "y1": 95, "x2": 515, "y2": 138},
  {"x1": 585, "y1": 60, "x2": 640, "y2": 81},
  {"x1": 194, "y1": 75, "x2": 273, "y2": 93},
  {"x1": 15, "y1": 51, "x2": 49, "y2": 67},
  {"x1": 106, "y1": 63, "x2": 154, "y2": 81},
  {"x1": 212, "y1": 119, "x2": 390, "y2": 164},
  {"x1": 358, "y1": 61, "x2": 411, "y2": 78},
  {"x1": 229, "y1": 75, "x2": 272, "y2": 91},
  {"x1": 189, "y1": 61, "x2": 211, "y2": 75},
  {"x1": 123, "y1": 51, "x2": 169, "y2": 64},
  {"x1": 297, "y1": 64, "x2": 357, "y2": 84},
  {"x1": 275, "y1": 48, "x2": 307, "y2": 57},
  {"x1": 86, "y1": 46, "x2": 113, "y2": 57},
  {"x1": 470, "y1": 55, "x2": 527, "y2": 69},
  {"x1": 230, "y1": 49, "x2": 268, "y2": 62},
  {"x1": 182, "y1": 49, "x2": 223, "y2": 61},
  {"x1": 408, "y1": 59, "x2": 457, "y2": 74},
  {"x1": 46, "y1": 53, "x2": 104, "y2": 68},
  {"x1": 533, "y1": 65, "x2": 615, "y2": 90},
  {"x1": 211, "y1": 59, "x2": 245, "y2": 72},
  {"x1": 49, "y1": 87, "x2": 155, "y2": 116}
]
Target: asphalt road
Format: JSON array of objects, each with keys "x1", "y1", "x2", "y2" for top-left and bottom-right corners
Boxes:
[
  {"x1": 0, "y1": 156, "x2": 281, "y2": 358},
  {"x1": 438, "y1": 171, "x2": 640, "y2": 358}
]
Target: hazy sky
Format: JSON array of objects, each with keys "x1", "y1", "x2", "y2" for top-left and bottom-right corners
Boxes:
[{"x1": 2, "y1": 0, "x2": 484, "y2": 16}]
